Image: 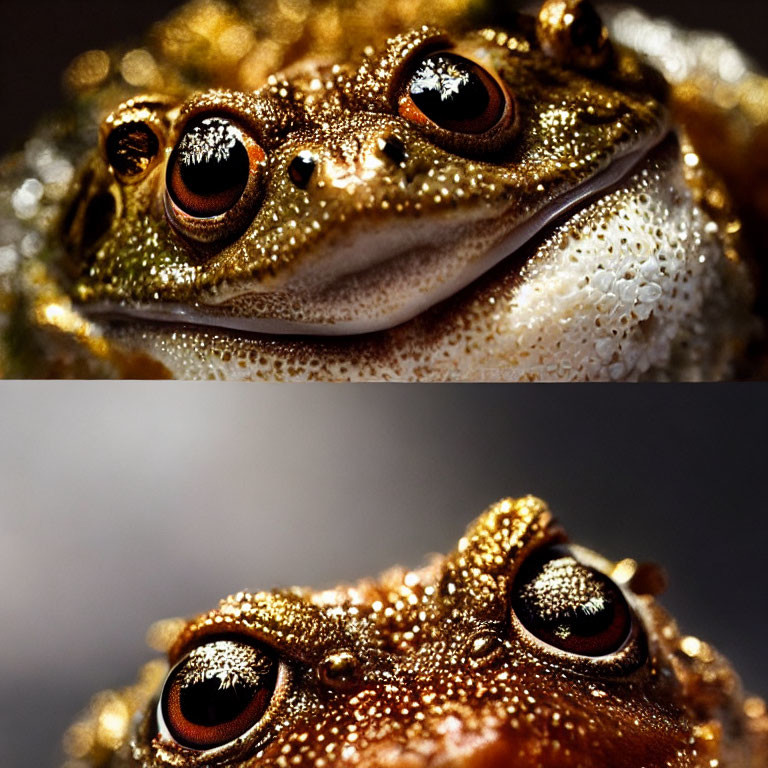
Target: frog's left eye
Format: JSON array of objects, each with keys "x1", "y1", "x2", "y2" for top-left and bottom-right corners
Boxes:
[
  {"x1": 511, "y1": 547, "x2": 632, "y2": 657},
  {"x1": 158, "y1": 639, "x2": 278, "y2": 752},
  {"x1": 165, "y1": 116, "x2": 266, "y2": 244},
  {"x1": 397, "y1": 51, "x2": 516, "y2": 153}
]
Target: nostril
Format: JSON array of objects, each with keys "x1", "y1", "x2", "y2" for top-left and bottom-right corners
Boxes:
[
  {"x1": 288, "y1": 151, "x2": 317, "y2": 189},
  {"x1": 377, "y1": 136, "x2": 407, "y2": 166}
]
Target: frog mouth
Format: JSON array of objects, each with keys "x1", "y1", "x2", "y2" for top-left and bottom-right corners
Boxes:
[{"x1": 87, "y1": 128, "x2": 670, "y2": 337}]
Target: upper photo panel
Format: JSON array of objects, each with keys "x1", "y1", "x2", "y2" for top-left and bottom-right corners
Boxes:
[{"x1": 1, "y1": 0, "x2": 766, "y2": 380}]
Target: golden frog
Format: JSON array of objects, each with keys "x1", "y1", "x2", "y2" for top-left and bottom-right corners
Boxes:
[
  {"x1": 1, "y1": 0, "x2": 766, "y2": 379},
  {"x1": 62, "y1": 497, "x2": 768, "y2": 767}
]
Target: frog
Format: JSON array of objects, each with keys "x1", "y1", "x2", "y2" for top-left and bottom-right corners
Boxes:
[
  {"x1": 61, "y1": 496, "x2": 768, "y2": 767},
  {"x1": 1, "y1": 0, "x2": 766, "y2": 380}
]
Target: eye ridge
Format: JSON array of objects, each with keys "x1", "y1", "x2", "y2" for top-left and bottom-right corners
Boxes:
[{"x1": 512, "y1": 548, "x2": 633, "y2": 658}]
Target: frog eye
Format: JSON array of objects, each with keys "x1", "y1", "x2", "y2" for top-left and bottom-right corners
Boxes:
[
  {"x1": 536, "y1": 0, "x2": 612, "y2": 71},
  {"x1": 165, "y1": 116, "x2": 266, "y2": 244},
  {"x1": 511, "y1": 547, "x2": 632, "y2": 657},
  {"x1": 397, "y1": 51, "x2": 516, "y2": 153},
  {"x1": 158, "y1": 639, "x2": 278, "y2": 751},
  {"x1": 100, "y1": 99, "x2": 171, "y2": 184},
  {"x1": 104, "y1": 121, "x2": 161, "y2": 183}
]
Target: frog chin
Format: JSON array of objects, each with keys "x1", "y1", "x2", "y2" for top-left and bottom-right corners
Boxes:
[{"x1": 88, "y1": 130, "x2": 668, "y2": 337}]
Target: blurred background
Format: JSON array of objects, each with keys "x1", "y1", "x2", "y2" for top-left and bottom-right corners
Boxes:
[
  {"x1": 0, "y1": 386, "x2": 767, "y2": 766},
  {"x1": 0, "y1": 0, "x2": 767, "y2": 151}
]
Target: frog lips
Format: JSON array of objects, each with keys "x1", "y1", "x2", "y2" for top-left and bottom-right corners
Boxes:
[{"x1": 92, "y1": 126, "x2": 669, "y2": 337}]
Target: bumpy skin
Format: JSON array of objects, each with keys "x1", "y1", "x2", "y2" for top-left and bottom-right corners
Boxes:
[
  {"x1": 62, "y1": 497, "x2": 768, "y2": 767},
  {"x1": 0, "y1": 0, "x2": 765, "y2": 379}
]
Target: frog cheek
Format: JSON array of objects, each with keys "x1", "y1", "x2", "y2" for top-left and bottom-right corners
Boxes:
[{"x1": 164, "y1": 115, "x2": 268, "y2": 246}]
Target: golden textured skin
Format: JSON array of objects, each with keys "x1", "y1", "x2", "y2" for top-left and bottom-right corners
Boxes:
[
  {"x1": 71, "y1": 27, "x2": 663, "y2": 315},
  {"x1": 0, "y1": 0, "x2": 765, "y2": 379},
  {"x1": 61, "y1": 497, "x2": 768, "y2": 767}
]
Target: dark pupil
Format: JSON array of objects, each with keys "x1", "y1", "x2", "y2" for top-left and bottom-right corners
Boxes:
[
  {"x1": 409, "y1": 53, "x2": 492, "y2": 129},
  {"x1": 179, "y1": 677, "x2": 255, "y2": 727},
  {"x1": 177, "y1": 118, "x2": 249, "y2": 199},
  {"x1": 513, "y1": 552, "x2": 629, "y2": 655}
]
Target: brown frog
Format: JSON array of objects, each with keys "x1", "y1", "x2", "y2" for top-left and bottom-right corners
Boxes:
[
  {"x1": 62, "y1": 496, "x2": 768, "y2": 767},
  {"x1": 1, "y1": 0, "x2": 766, "y2": 379}
]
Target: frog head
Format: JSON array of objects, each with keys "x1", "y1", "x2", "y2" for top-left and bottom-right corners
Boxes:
[
  {"x1": 64, "y1": 497, "x2": 768, "y2": 767},
  {"x1": 63, "y1": 0, "x2": 668, "y2": 333}
]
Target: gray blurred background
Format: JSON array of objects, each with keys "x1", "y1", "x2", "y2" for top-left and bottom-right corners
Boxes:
[
  {"x1": 0, "y1": 386, "x2": 767, "y2": 766},
  {"x1": 0, "y1": 0, "x2": 767, "y2": 152}
]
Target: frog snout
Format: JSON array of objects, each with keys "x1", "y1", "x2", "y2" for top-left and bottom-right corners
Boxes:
[{"x1": 282, "y1": 131, "x2": 411, "y2": 195}]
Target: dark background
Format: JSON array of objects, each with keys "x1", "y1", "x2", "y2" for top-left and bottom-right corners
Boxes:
[
  {"x1": 0, "y1": 0, "x2": 767, "y2": 152},
  {"x1": 1, "y1": 386, "x2": 767, "y2": 766}
]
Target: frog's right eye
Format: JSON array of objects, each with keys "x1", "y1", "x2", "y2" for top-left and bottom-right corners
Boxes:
[
  {"x1": 158, "y1": 638, "x2": 279, "y2": 752},
  {"x1": 511, "y1": 547, "x2": 633, "y2": 658},
  {"x1": 165, "y1": 116, "x2": 267, "y2": 244},
  {"x1": 397, "y1": 50, "x2": 517, "y2": 155}
]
